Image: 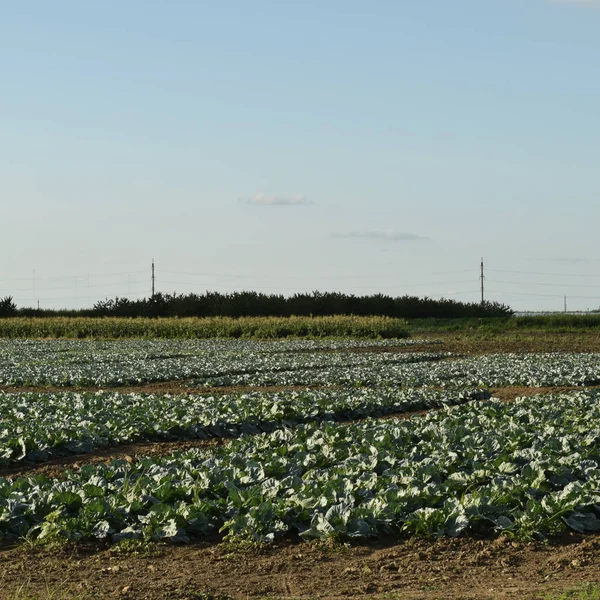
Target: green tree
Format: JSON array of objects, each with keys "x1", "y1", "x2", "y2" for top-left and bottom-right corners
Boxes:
[{"x1": 0, "y1": 296, "x2": 17, "y2": 317}]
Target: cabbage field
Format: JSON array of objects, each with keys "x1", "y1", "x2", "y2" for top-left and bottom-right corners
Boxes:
[
  {"x1": 2, "y1": 338, "x2": 600, "y2": 547},
  {"x1": 0, "y1": 338, "x2": 443, "y2": 387},
  {"x1": 0, "y1": 388, "x2": 487, "y2": 464}
]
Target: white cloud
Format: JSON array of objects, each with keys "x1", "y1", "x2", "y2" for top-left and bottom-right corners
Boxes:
[
  {"x1": 243, "y1": 192, "x2": 310, "y2": 206},
  {"x1": 333, "y1": 230, "x2": 427, "y2": 241}
]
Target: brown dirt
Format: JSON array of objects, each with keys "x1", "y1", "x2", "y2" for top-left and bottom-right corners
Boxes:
[
  {"x1": 490, "y1": 384, "x2": 600, "y2": 403},
  {"x1": 421, "y1": 331, "x2": 600, "y2": 355},
  {"x1": 2, "y1": 533, "x2": 600, "y2": 599},
  {"x1": 0, "y1": 438, "x2": 225, "y2": 481}
]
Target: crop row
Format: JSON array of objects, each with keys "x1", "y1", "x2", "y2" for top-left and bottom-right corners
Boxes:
[
  {"x1": 0, "y1": 338, "x2": 430, "y2": 360},
  {"x1": 3, "y1": 337, "x2": 600, "y2": 389},
  {"x1": 0, "y1": 339, "x2": 450, "y2": 387},
  {"x1": 0, "y1": 315, "x2": 411, "y2": 339},
  {"x1": 194, "y1": 352, "x2": 600, "y2": 388},
  {"x1": 0, "y1": 388, "x2": 485, "y2": 465},
  {"x1": 2, "y1": 390, "x2": 600, "y2": 543}
]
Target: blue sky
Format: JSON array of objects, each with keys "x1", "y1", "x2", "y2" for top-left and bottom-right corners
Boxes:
[{"x1": 2, "y1": 0, "x2": 600, "y2": 311}]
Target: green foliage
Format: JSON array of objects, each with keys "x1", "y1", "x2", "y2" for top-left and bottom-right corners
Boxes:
[
  {"x1": 546, "y1": 584, "x2": 600, "y2": 600},
  {"x1": 0, "y1": 296, "x2": 17, "y2": 318},
  {"x1": 514, "y1": 315, "x2": 600, "y2": 331},
  {"x1": 15, "y1": 290, "x2": 513, "y2": 319},
  {"x1": 4, "y1": 337, "x2": 600, "y2": 550},
  {"x1": 1, "y1": 338, "x2": 600, "y2": 389},
  {"x1": 411, "y1": 315, "x2": 600, "y2": 333},
  {"x1": 110, "y1": 536, "x2": 161, "y2": 556},
  {"x1": 4, "y1": 391, "x2": 600, "y2": 545},
  {"x1": 0, "y1": 315, "x2": 409, "y2": 339},
  {"x1": 0, "y1": 386, "x2": 483, "y2": 465},
  {"x1": 7, "y1": 337, "x2": 600, "y2": 390},
  {"x1": 0, "y1": 338, "x2": 437, "y2": 387}
]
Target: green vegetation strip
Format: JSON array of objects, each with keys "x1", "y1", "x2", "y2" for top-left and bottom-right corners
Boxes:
[
  {"x1": 0, "y1": 316, "x2": 409, "y2": 339},
  {"x1": 411, "y1": 315, "x2": 600, "y2": 333},
  {"x1": 0, "y1": 388, "x2": 484, "y2": 465},
  {"x1": 3, "y1": 390, "x2": 600, "y2": 544}
]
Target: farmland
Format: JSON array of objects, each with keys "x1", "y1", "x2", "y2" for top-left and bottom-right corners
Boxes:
[{"x1": 2, "y1": 330, "x2": 600, "y2": 598}]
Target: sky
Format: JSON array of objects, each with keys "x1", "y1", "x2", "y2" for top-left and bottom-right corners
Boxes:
[{"x1": 2, "y1": 0, "x2": 600, "y2": 312}]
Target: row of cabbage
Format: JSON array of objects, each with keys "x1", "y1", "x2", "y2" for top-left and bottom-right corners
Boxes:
[
  {"x1": 0, "y1": 388, "x2": 486, "y2": 465},
  {"x1": 195, "y1": 352, "x2": 600, "y2": 388},
  {"x1": 2, "y1": 390, "x2": 600, "y2": 543},
  {"x1": 3, "y1": 339, "x2": 600, "y2": 388},
  {"x1": 0, "y1": 339, "x2": 447, "y2": 387},
  {"x1": 0, "y1": 338, "x2": 435, "y2": 363}
]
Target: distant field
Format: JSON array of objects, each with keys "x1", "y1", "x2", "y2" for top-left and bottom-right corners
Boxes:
[{"x1": 411, "y1": 314, "x2": 600, "y2": 332}]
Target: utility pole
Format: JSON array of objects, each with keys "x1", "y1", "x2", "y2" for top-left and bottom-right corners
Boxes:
[
  {"x1": 151, "y1": 259, "x2": 155, "y2": 298},
  {"x1": 564, "y1": 296, "x2": 567, "y2": 314},
  {"x1": 480, "y1": 257, "x2": 485, "y2": 305}
]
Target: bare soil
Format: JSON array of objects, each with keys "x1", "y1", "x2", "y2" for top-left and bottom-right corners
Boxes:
[
  {"x1": 490, "y1": 384, "x2": 600, "y2": 403},
  {"x1": 2, "y1": 533, "x2": 600, "y2": 599},
  {"x1": 0, "y1": 438, "x2": 225, "y2": 481},
  {"x1": 421, "y1": 331, "x2": 600, "y2": 355}
]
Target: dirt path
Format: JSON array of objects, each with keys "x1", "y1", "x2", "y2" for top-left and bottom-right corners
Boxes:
[
  {"x1": 420, "y1": 331, "x2": 600, "y2": 355},
  {"x1": 2, "y1": 533, "x2": 600, "y2": 599},
  {"x1": 0, "y1": 438, "x2": 225, "y2": 480},
  {"x1": 490, "y1": 384, "x2": 600, "y2": 403}
]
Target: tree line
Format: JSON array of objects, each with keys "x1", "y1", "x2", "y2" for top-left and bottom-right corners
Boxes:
[{"x1": 0, "y1": 291, "x2": 513, "y2": 319}]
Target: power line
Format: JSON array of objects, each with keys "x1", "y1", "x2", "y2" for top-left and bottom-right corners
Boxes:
[
  {"x1": 12, "y1": 289, "x2": 149, "y2": 303},
  {"x1": 427, "y1": 290, "x2": 480, "y2": 298},
  {"x1": 0, "y1": 270, "x2": 147, "y2": 283},
  {"x1": 486, "y1": 288, "x2": 600, "y2": 300},
  {"x1": 488, "y1": 269, "x2": 600, "y2": 279},
  {"x1": 157, "y1": 268, "x2": 474, "y2": 281},
  {"x1": 158, "y1": 279, "x2": 477, "y2": 292},
  {"x1": 10, "y1": 279, "x2": 143, "y2": 293},
  {"x1": 487, "y1": 279, "x2": 600, "y2": 289},
  {"x1": 4, "y1": 262, "x2": 600, "y2": 310}
]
